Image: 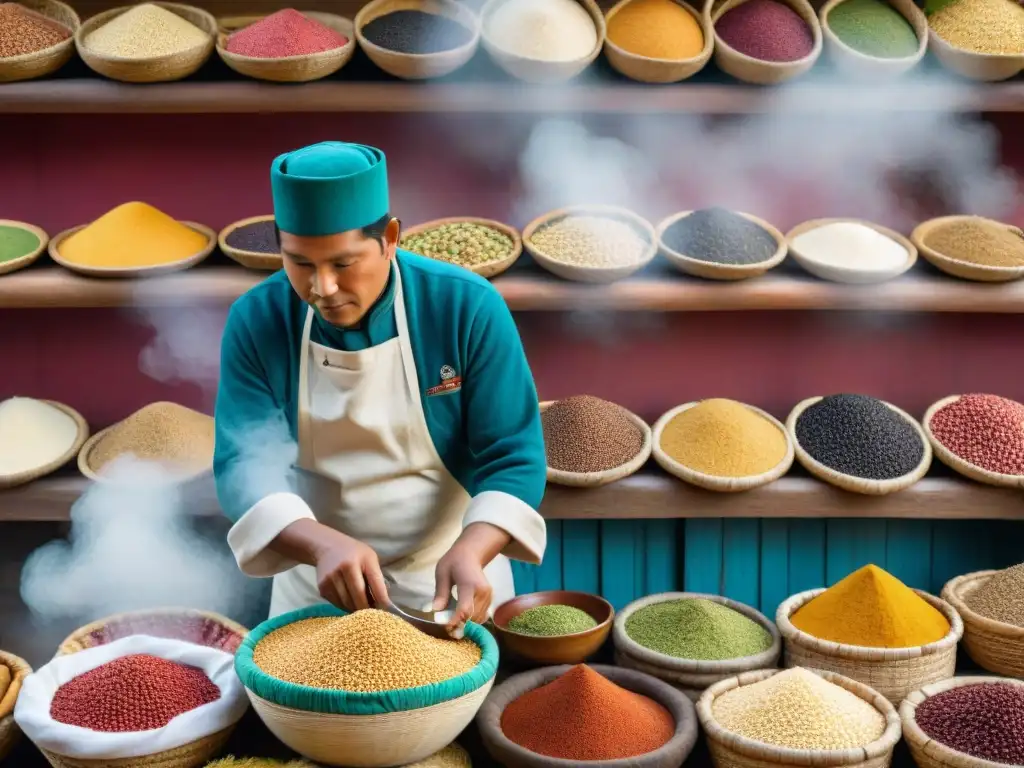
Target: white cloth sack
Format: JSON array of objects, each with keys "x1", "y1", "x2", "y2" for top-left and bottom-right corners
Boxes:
[{"x1": 15, "y1": 634, "x2": 248, "y2": 759}]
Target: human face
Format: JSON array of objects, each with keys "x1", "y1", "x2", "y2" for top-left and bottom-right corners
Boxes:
[{"x1": 280, "y1": 220, "x2": 399, "y2": 327}]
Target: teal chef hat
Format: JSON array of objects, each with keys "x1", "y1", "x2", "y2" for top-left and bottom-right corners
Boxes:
[{"x1": 271, "y1": 142, "x2": 390, "y2": 237}]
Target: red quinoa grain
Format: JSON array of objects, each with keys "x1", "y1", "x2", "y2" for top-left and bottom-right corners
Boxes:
[
  {"x1": 915, "y1": 683, "x2": 1024, "y2": 764},
  {"x1": 929, "y1": 394, "x2": 1024, "y2": 475},
  {"x1": 226, "y1": 9, "x2": 348, "y2": 58},
  {"x1": 0, "y1": 3, "x2": 71, "y2": 58},
  {"x1": 50, "y1": 654, "x2": 220, "y2": 732}
]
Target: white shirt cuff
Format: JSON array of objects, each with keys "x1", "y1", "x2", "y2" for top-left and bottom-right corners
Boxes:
[
  {"x1": 226, "y1": 492, "x2": 316, "y2": 577},
  {"x1": 463, "y1": 490, "x2": 546, "y2": 565}
]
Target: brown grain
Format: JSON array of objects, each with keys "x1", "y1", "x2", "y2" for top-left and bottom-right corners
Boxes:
[
  {"x1": 90, "y1": 402, "x2": 214, "y2": 477},
  {"x1": 543, "y1": 395, "x2": 644, "y2": 473},
  {"x1": 0, "y1": 3, "x2": 71, "y2": 57}
]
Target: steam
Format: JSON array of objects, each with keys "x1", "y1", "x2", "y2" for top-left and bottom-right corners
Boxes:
[{"x1": 135, "y1": 305, "x2": 226, "y2": 394}]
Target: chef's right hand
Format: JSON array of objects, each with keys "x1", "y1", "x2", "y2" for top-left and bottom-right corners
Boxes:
[{"x1": 312, "y1": 528, "x2": 391, "y2": 612}]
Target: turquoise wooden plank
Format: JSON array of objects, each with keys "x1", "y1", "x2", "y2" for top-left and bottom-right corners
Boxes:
[
  {"x1": 931, "y1": 520, "x2": 994, "y2": 595},
  {"x1": 644, "y1": 520, "x2": 679, "y2": 595},
  {"x1": 723, "y1": 519, "x2": 760, "y2": 608},
  {"x1": 561, "y1": 521, "x2": 600, "y2": 594},
  {"x1": 992, "y1": 521, "x2": 1023, "y2": 569},
  {"x1": 601, "y1": 520, "x2": 638, "y2": 610},
  {"x1": 826, "y1": 519, "x2": 887, "y2": 584},
  {"x1": 885, "y1": 520, "x2": 932, "y2": 589},
  {"x1": 511, "y1": 560, "x2": 537, "y2": 595},
  {"x1": 684, "y1": 519, "x2": 723, "y2": 595},
  {"x1": 535, "y1": 521, "x2": 563, "y2": 592},
  {"x1": 760, "y1": 520, "x2": 789, "y2": 619},
  {"x1": 788, "y1": 520, "x2": 826, "y2": 593}
]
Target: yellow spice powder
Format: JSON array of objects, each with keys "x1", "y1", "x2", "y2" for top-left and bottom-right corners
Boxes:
[{"x1": 607, "y1": 0, "x2": 704, "y2": 60}]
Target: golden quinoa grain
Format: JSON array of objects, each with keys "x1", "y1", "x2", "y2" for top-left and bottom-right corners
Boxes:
[{"x1": 89, "y1": 402, "x2": 214, "y2": 477}]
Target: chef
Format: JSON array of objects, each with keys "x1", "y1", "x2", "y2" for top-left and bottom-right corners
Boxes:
[{"x1": 214, "y1": 141, "x2": 547, "y2": 632}]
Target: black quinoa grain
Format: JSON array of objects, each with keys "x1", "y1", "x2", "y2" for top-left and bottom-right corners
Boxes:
[
  {"x1": 225, "y1": 220, "x2": 278, "y2": 254},
  {"x1": 661, "y1": 208, "x2": 778, "y2": 265},
  {"x1": 361, "y1": 10, "x2": 472, "y2": 54},
  {"x1": 795, "y1": 394, "x2": 924, "y2": 480},
  {"x1": 916, "y1": 683, "x2": 1024, "y2": 765}
]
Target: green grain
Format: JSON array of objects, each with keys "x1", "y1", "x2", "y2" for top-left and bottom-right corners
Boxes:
[
  {"x1": 507, "y1": 604, "x2": 598, "y2": 637},
  {"x1": 625, "y1": 598, "x2": 772, "y2": 660},
  {"x1": 0, "y1": 225, "x2": 40, "y2": 264},
  {"x1": 829, "y1": 0, "x2": 918, "y2": 58}
]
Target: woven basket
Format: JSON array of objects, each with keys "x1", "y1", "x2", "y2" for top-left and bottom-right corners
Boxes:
[
  {"x1": 75, "y1": 2, "x2": 216, "y2": 83},
  {"x1": 776, "y1": 588, "x2": 963, "y2": 704},
  {"x1": 401, "y1": 217, "x2": 523, "y2": 279},
  {"x1": 217, "y1": 12, "x2": 356, "y2": 82},
  {"x1": 786, "y1": 396, "x2": 932, "y2": 496},
  {"x1": 819, "y1": 0, "x2": 926, "y2": 79},
  {"x1": 656, "y1": 211, "x2": 788, "y2": 281},
  {"x1": 39, "y1": 727, "x2": 234, "y2": 768},
  {"x1": 0, "y1": 219, "x2": 49, "y2": 276},
  {"x1": 698, "y1": 668, "x2": 902, "y2": 768},
  {"x1": 57, "y1": 608, "x2": 248, "y2": 657},
  {"x1": 355, "y1": 0, "x2": 480, "y2": 80},
  {"x1": 785, "y1": 219, "x2": 917, "y2": 285},
  {"x1": 922, "y1": 395, "x2": 1024, "y2": 489},
  {"x1": 218, "y1": 215, "x2": 281, "y2": 271},
  {"x1": 0, "y1": 651, "x2": 32, "y2": 761},
  {"x1": 927, "y1": 29, "x2": 1024, "y2": 83},
  {"x1": 707, "y1": 0, "x2": 822, "y2": 84},
  {"x1": 0, "y1": 0, "x2": 79, "y2": 82},
  {"x1": 941, "y1": 571, "x2": 1024, "y2": 678},
  {"x1": 50, "y1": 221, "x2": 216, "y2": 278},
  {"x1": 0, "y1": 400, "x2": 89, "y2": 490},
  {"x1": 911, "y1": 215, "x2": 1024, "y2": 283},
  {"x1": 603, "y1": 0, "x2": 712, "y2": 83}
]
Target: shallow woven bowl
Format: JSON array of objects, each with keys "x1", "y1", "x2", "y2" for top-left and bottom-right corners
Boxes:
[
  {"x1": 613, "y1": 592, "x2": 781, "y2": 702},
  {"x1": 0, "y1": 651, "x2": 32, "y2": 762},
  {"x1": 0, "y1": 400, "x2": 88, "y2": 490},
  {"x1": 218, "y1": 215, "x2": 281, "y2": 271},
  {"x1": 75, "y1": 2, "x2": 216, "y2": 83},
  {"x1": 478, "y1": 663, "x2": 699, "y2": 768},
  {"x1": 39, "y1": 728, "x2": 235, "y2": 768},
  {"x1": 603, "y1": 0, "x2": 712, "y2": 83},
  {"x1": 56, "y1": 607, "x2": 248, "y2": 657},
  {"x1": 786, "y1": 396, "x2": 932, "y2": 496},
  {"x1": 0, "y1": 0, "x2": 80, "y2": 83},
  {"x1": 911, "y1": 215, "x2": 1024, "y2": 283},
  {"x1": 785, "y1": 218, "x2": 917, "y2": 285},
  {"x1": 481, "y1": 0, "x2": 605, "y2": 84},
  {"x1": 216, "y1": 12, "x2": 356, "y2": 82},
  {"x1": 698, "y1": 668, "x2": 902, "y2": 768},
  {"x1": 0, "y1": 220, "x2": 49, "y2": 277},
  {"x1": 401, "y1": 217, "x2": 523, "y2": 279},
  {"x1": 656, "y1": 210, "x2": 787, "y2": 281},
  {"x1": 819, "y1": 0, "x2": 926, "y2": 79},
  {"x1": 539, "y1": 399, "x2": 652, "y2": 487},
  {"x1": 355, "y1": 0, "x2": 480, "y2": 80},
  {"x1": 707, "y1": 0, "x2": 822, "y2": 84},
  {"x1": 927, "y1": 27, "x2": 1024, "y2": 83},
  {"x1": 941, "y1": 571, "x2": 1024, "y2": 678},
  {"x1": 50, "y1": 221, "x2": 215, "y2": 278},
  {"x1": 776, "y1": 587, "x2": 963, "y2": 704},
  {"x1": 491, "y1": 591, "x2": 614, "y2": 666},
  {"x1": 923, "y1": 395, "x2": 1024, "y2": 488}
]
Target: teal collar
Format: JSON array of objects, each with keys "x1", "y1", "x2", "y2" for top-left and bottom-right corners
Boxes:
[{"x1": 311, "y1": 264, "x2": 397, "y2": 351}]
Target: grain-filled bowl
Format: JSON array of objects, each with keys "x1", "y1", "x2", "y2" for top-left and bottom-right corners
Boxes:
[
  {"x1": 219, "y1": 215, "x2": 281, "y2": 271},
  {"x1": 785, "y1": 218, "x2": 917, "y2": 285},
  {"x1": 941, "y1": 570, "x2": 1024, "y2": 678},
  {"x1": 819, "y1": 0, "x2": 926, "y2": 79},
  {"x1": 911, "y1": 215, "x2": 1024, "y2": 283},
  {"x1": 401, "y1": 217, "x2": 523, "y2": 279},
  {"x1": 57, "y1": 608, "x2": 248, "y2": 657},
  {"x1": 603, "y1": 0, "x2": 712, "y2": 83},
  {"x1": 923, "y1": 394, "x2": 1024, "y2": 489},
  {"x1": 237, "y1": 604, "x2": 497, "y2": 767},
  {"x1": 0, "y1": 651, "x2": 32, "y2": 762},
  {"x1": 0, "y1": 399, "x2": 88, "y2": 490},
  {"x1": 656, "y1": 209, "x2": 787, "y2": 281},
  {"x1": 492, "y1": 591, "x2": 613, "y2": 666},
  {"x1": 0, "y1": 0, "x2": 80, "y2": 83},
  {"x1": 707, "y1": 0, "x2": 822, "y2": 84},
  {"x1": 0, "y1": 219, "x2": 49, "y2": 276},
  {"x1": 50, "y1": 221, "x2": 216, "y2": 278},
  {"x1": 926, "y1": 24, "x2": 1024, "y2": 83}
]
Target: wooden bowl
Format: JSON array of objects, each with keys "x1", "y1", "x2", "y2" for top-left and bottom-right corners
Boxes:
[
  {"x1": 216, "y1": 12, "x2": 356, "y2": 82},
  {"x1": 0, "y1": 0, "x2": 80, "y2": 83},
  {"x1": 481, "y1": 0, "x2": 605, "y2": 84},
  {"x1": 708, "y1": 0, "x2": 822, "y2": 84},
  {"x1": 787, "y1": 396, "x2": 932, "y2": 495},
  {"x1": 401, "y1": 216, "x2": 522, "y2": 279},
  {"x1": 539, "y1": 399, "x2": 652, "y2": 487},
  {"x1": 819, "y1": 0, "x2": 926, "y2": 79},
  {"x1": 0, "y1": 400, "x2": 88, "y2": 490},
  {"x1": 478, "y1": 664, "x2": 699, "y2": 768},
  {"x1": 75, "y1": 2, "x2": 216, "y2": 83},
  {"x1": 523, "y1": 205, "x2": 657, "y2": 284},
  {"x1": 652, "y1": 401, "x2": 793, "y2": 492},
  {"x1": 492, "y1": 591, "x2": 614, "y2": 666},
  {"x1": 927, "y1": 27, "x2": 1024, "y2": 83},
  {"x1": 911, "y1": 215, "x2": 1024, "y2": 282},
  {"x1": 785, "y1": 218, "x2": 917, "y2": 284},
  {"x1": 656, "y1": 210, "x2": 787, "y2": 281},
  {"x1": 603, "y1": 0, "x2": 712, "y2": 83},
  {"x1": 0, "y1": 219, "x2": 49, "y2": 276},
  {"x1": 923, "y1": 395, "x2": 1024, "y2": 489},
  {"x1": 942, "y1": 571, "x2": 1024, "y2": 678},
  {"x1": 219, "y1": 215, "x2": 281, "y2": 271},
  {"x1": 50, "y1": 221, "x2": 215, "y2": 278},
  {"x1": 355, "y1": 0, "x2": 480, "y2": 80}
]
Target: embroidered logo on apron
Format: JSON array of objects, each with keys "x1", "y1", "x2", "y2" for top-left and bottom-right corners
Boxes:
[{"x1": 426, "y1": 364, "x2": 461, "y2": 396}]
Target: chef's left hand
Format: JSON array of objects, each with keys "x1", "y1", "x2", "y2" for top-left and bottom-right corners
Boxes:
[{"x1": 434, "y1": 522, "x2": 512, "y2": 632}]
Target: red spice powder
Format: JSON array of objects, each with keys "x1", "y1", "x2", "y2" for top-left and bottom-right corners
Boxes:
[
  {"x1": 930, "y1": 394, "x2": 1024, "y2": 475},
  {"x1": 716, "y1": 0, "x2": 814, "y2": 62},
  {"x1": 226, "y1": 9, "x2": 348, "y2": 58},
  {"x1": 501, "y1": 665, "x2": 675, "y2": 760},
  {"x1": 50, "y1": 654, "x2": 220, "y2": 732}
]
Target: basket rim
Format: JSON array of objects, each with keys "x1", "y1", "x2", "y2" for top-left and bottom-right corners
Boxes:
[
  {"x1": 56, "y1": 607, "x2": 249, "y2": 656},
  {"x1": 355, "y1": 0, "x2": 481, "y2": 60},
  {"x1": 941, "y1": 570, "x2": 1024, "y2": 638},
  {"x1": 50, "y1": 220, "x2": 216, "y2": 278},
  {"x1": 784, "y1": 218, "x2": 918, "y2": 282},
  {"x1": 709, "y1": 0, "x2": 823, "y2": 69},
  {"x1": 910, "y1": 215, "x2": 1024, "y2": 277},
  {"x1": 922, "y1": 394, "x2": 1024, "y2": 486},
  {"x1": 0, "y1": 399, "x2": 88, "y2": 489},
  {"x1": 818, "y1": 0, "x2": 926, "y2": 65},
  {"x1": 655, "y1": 209, "x2": 788, "y2": 275},
  {"x1": 603, "y1": 0, "x2": 712, "y2": 65},
  {"x1": 75, "y1": 2, "x2": 217, "y2": 64},
  {"x1": 0, "y1": 0, "x2": 79, "y2": 64}
]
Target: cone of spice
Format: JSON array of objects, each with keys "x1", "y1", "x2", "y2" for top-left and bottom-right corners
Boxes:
[
  {"x1": 0, "y1": 3, "x2": 72, "y2": 58},
  {"x1": 226, "y1": 9, "x2": 348, "y2": 58},
  {"x1": 541, "y1": 395, "x2": 649, "y2": 482},
  {"x1": 927, "y1": 394, "x2": 1024, "y2": 480},
  {"x1": 84, "y1": 3, "x2": 209, "y2": 59}
]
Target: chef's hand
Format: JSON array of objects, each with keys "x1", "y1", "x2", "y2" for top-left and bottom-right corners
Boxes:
[{"x1": 434, "y1": 522, "x2": 512, "y2": 631}]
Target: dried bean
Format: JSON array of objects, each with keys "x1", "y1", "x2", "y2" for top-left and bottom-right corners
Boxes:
[{"x1": 916, "y1": 683, "x2": 1024, "y2": 764}]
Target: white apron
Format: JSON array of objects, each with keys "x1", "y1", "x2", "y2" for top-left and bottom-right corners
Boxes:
[{"x1": 269, "y1": 263, "x2": 516, "y2": 618}]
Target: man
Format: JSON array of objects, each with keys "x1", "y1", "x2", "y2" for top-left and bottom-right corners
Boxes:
[{"x1": 214, "y1": 141, "x2": 547, "y2": 632}]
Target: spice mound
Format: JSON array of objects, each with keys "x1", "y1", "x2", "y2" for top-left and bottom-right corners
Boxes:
[
  {"x1": 827, "y1": 0, "x2": 917, "y2": 58},
  {"x1": 626, "y1": 598, "x2": 773, "y2": 660},
  {"x1": 402, "y1": 221, "x2": 515, "y2": 270},
  {"x1": 0, "y1": 397, "x2": 79, "y2": 477},
  {"x1": 227, "y1": 9, "x2": 348, "y2": 58},
  {"x1": 50, "y1": 654, "x2": 220, "y2": 732},
  {"x1": 929, "y1": 394, "x2": 1024, "y2": 476},
  {"x1": 529, "y1": 214, "x2": 650, "y2": 269},
  {"x1": 795, "y1": 394, "x2": 925, "y2": 480},
  {"x1": 226, "y1": 219, "x2": 278, "y2": 255},
  {"x1": 923, "y1": 218, "x2": 1024, "y2": 268},
  {"x1": 963, "y1": 562, "x2": 1024, "y2": 628},
  {"x1": 660, "y1": 399, "x2": 787, "y2": 478},
  {"x1": 501, "y1": 665, "x2": 675, "y2": 760},
  {"x1": 254, "y1": 609, "x2": 481, "y2": 693},
  {"x1": 362, "y1": 10, "x2": 472, "y2": 54},
  {"x1": 542, "y1": 395, "x2": 645, "y2": 474},
  {"x1": 89, "y1": 402, "x2": 214, "y2": 478},
  {"x1": 84, "y1": 3, "x2": 209, "y2": 59},
  {"x1": 507, "y1": 605, "x2": 598, "y2": 636},
  {"x1": 485, "y1": 0, "x2": 597, "y2": 62},
  {"x1": 0, "y1": 4, "x2": 71, "y2": 59},
  {"x1": 791, "y1": 564, "x2": 950, "y2": 648},
  {"x1": 0, "y1": 223, "x2": 41, "y2": 265},
  {"x1": 607, "y1": 0, "x2": 704, "y2": 60},
  {"x1": 915, "y1": 682, "x2": 1024, "y2": 765},
  {"x1": 792, "y1": 222, "x2": 908, "y2": 274},
  {"x1": 662, "y1": 208, "x2": 778, "y2": 266},
  {"x1": 928, "y1": 0, "x2": 1024, "y2": 55},
  {"x1": 716, "y1": 0, "x2": 814, "y2": 62},
  {"x1": 86, "y1": 614, "x2": 242, "y2": 653},
  {"x1": 712, "y1": 667, "x2": 885, "y2": 749}
]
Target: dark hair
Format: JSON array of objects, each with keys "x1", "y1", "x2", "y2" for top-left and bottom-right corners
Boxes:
[{"x1": 274, "y1": 213, "x2": 396, "y2": 248}]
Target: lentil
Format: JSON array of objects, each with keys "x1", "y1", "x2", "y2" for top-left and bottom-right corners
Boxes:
[
  {"x1": 626, "y1": 598, "x2": 773, "y2": 660},
  {"x1": 89, "y1": 402, "x2": 214, "y2": 477},
  {"x1": 361, "y1": 10, "x2": 472, "y2": 54},
  {"x1": 828, "y1": 0, "x2": 918, "y2": 58},
  {"x1": 225, "y1": 220, "x2": 279, "y2": 254},
  {"x1": 226, "y1": 9, "x2": 348, "y2": 58},
  {"x1": 86, "y1": 614, "x2": 243, "y2": 653},
  {"x1": 929, "y1": 394, "x2": 1024, "y2": 475},
  {"x1": 542, "y1": 395, "x2": 645, "y2": 473},
  {"x1": 84, "y1": 3, "x2": 209, "y2": 59},
  {"x1": 928, "y1": 0, "x2": 1024, "y2": 55},
  {"x1": 916, "y1": 683, "x2": 1024, "y2": 764},
  {"x1": 485, "y1": 0, "x2": 598, "y2": 62},
  {"x1": 607, "y1": 0, "x2": 704, "y2": 60},
  {"x1": 50, "y1": 654, "x2": 220, "y2": 732},
  {"x1": 501, "y1": 665, "x2": 674, "y2": 760},
  {"x1": 0, "y1": 397, "x2": 79, "y2": 477},
  {"x1": 402, "y1": 221, "x2": 515, "y2": 269},
  {"x1": 712, "y1": 668, "x2": 885, "y2": 749},
  {"x1": 507, "y1": 605, "x2": 598, "y2": 636},
  {"x1": 791, "y1": 564, "x2": 950, "y2": 648},
  {"x1": 0, "y1": 224, "x2": 41, "y2": 263},
  {"x1": 795, "y1": 394, "x2": 925, "y2": 480},
  {"x1": 923, "y1": 218, "x2": 1024, "y2": 268},
  {"x1": 661, "y1": 208, "x2": 778, "y2": 266},
  {"x1": 716, "y1": 0, "x2": 815, "y2": 62},
  {"x1": 254, "y1": 609, "x2": 481, "y2": 693},
  {"x1": 0, "y1": 4, "x2": 70, "y2": 58},
  {"x1": 529, "y1": 215, "x2": 649, "y2": 269},
  {"x1": 963, "y1": 562, "x2": 1024, "y2": 627},
  {"x1": 791, "y1": 222, "x2": 909, "y2": 273},
  {"x1": 659, "y1": 399, "x2": 787, "y2": 477}
]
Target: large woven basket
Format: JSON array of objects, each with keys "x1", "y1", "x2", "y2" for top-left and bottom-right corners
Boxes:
[
  {"x1": 0, "y1": 651, "x2": 32, "y2": 762},
  {"x1": 698, "y1": 668, "x2": 902, "y2": 768},
  {"x1": 57, "y1": 608, "x2": 248, "y2": 656},
  {"x1": 0, "y1": 0, "x2": 80, "y2": 83},
  {"x1": 941, "y1": 570, "x2": 1024, "y2": 678},
  {"x1": 38, "y1": 728, "x2": 234, "y2": 768},
  {"x1": 776, "y1": 588, "x2": 962, "y2": 704}
]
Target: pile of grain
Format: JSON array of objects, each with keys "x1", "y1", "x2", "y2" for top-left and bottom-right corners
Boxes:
[
  {"x1": 626, "y1": 598, "x2": 773, "y2": 660},
  {"x1": 84, "y1": 3, "x2": 209, "y2": 59},
  {"x1": 529, "y1": 214, "x2": 649, "y2": 269},
  {"x1": 485, "y1": 0, "x2": 597, "y2": 62},
  {"x1": 0, "y1": 397, "x2": 79, "y2": 477},
  {"x1": 928, "y1": 0, "x2": 1023, "y2": 55},
  {"x1": 929, "y1": 394, "x2": 1024, "y2": 476},
  {"x1": 542, "y1": 395, "x2": 645, "y2": 473},
  {"x1": 964, "y1": 562, "x2": 1024, "y2": 627},
  {"x1": 661, "y1": 208, "x2": 778, "y2": 266},
  {"x1": 915, "y1": 683, "x2": 1024, "y2": 764},
  {"x1": 88, "y1": 402, "x2": 214, "y2": 478},
  {"x1": 923, "y1": 218, "x2": 1024, "y2": 268},
  {"x1": 0, "y1": 3, "x2": 71, "y2": 58}
]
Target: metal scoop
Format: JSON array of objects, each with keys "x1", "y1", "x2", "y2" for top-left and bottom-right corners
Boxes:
[{"x1": 372, "y1": 577, "x2": 464, "y2": 640}]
